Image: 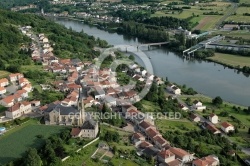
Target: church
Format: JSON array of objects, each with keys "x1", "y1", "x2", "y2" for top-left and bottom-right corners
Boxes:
[{"x1": 44, "y1": 99, "x2": 99, "y2": 138}]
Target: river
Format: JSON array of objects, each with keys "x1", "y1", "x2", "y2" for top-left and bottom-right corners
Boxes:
[{"x1": 54, "y1": 18, "x2": 250, "y2": 106}]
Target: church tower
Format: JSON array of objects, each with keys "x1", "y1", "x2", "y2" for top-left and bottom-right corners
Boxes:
[{"x1": 78, "y1": 97, "x2": 85, "y2": 126}]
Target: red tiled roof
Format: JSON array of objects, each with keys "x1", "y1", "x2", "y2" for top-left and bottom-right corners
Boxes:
[
  {"x1": 132, "y1": 132, "x2": 144, "y2": 140},
  {"x1": 221, "y1": 122, "x2": 233, "y2": 128},
  {"x1": 71, "y1": 128, "x2": 81, "y2": 136},
  {"x1": 169, "y1": 147, "x2": 190, "y2": 159},
  {"x1": 146, "y1": 127, "x2": 160, "y2": 139},
  {"x1": 192, "y1": 159, "x2": 208, "y2": 166},
  {"x1": 158, "y1": 150, "x2": 174, "y2": 159},
  {"x1": 139, "y1": 141, "x2": 152, "y2": 149},
  {"x1": 139, "y1": 121, "x2": 151, "y2": 130},
  {"x1": 154, "y1": 135, "x2": 168, "y2": 145}
]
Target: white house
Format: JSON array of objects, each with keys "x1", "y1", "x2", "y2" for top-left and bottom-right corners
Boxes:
[
  {"x1": 5, "y1": 101, "x2": 32, "y2": 119},
  {"x1": 94, "y1": 87, "x2": 105, "y2": 100},
  {"x1": 193, "y1": 100, "x2": 206, "y2": 110},
  {"x1": 104, "y1": 95, "x2": 117, "y2": 106},
  {"x1": 209, "y1": 113, "x2": 218, "y2": 124},
  {"x1": 169, "y1": 147, "x2": 194, "y2": 163},
  {"x1": 0, "y1": 87, "x2": 6, "y2": 95},
  {"x1": 167, "y1": 84, "x2": 181, "y2": 95},
  {"x1": 221, "y1": 122, "x2": 234, "y2": 133},
  {"x1": 157, "y1": 150, "x2": 175, "y2": 164},
  {"x1": 131, "y1": 132, "x2": 145, "y2": 147},
  {"x1": 0, "y1": 78, "x2": 9, "y2": 87}
]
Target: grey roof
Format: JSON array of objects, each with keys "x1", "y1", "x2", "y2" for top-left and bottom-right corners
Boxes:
[
  {"x1": 45, "y1": 103, "x2": 79, "y2": 115},
  {"x1": 104, "y1": 95, "x2": 116, "y2": 103},
  {"x1": 142, "y1": 147, "x2": 159, "y2": 157},
  {"x1": 95, "y1": 88, "x2": 105, "y2": 96},
  {"x1": 81, "y1": 119, "x2": 97, "y2": 129},
  {"x1": 71, "y1": 58, "x2": 82, "y2": 64}
]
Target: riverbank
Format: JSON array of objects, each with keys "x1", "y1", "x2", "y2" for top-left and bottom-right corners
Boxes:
[{"x1": 207, "y1": 53, "x2": 250, "y2": 68}]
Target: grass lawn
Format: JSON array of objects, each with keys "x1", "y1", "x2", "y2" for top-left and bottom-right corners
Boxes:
[
  {"x1": 0, "y1": 70, "x2": 10, "y2": 79},
  {"x1": 240, "y1": 0, "x2": 250, "y2": 3},
  {"x1": 226, "y1": 15, "x2": 250, "y2": 23},
  {"x1": 0, "y1": 120, "x2": 68, "y2": 165},
  {"x1": 155, "y1": 119, "x2": 200, "y2": 134},
  {"x1": 140, "y1": 100, "x2": 161, "y2": 112},
  {"x1": 207, "y1": 53, "x2": 250, "y2": 67}
]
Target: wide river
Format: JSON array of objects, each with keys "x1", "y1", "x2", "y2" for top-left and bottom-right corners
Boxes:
[{"x1": 54, "y1": 18, "x2": 250, "y2": 106}]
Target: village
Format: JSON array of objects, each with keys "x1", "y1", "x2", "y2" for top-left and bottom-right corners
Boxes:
[{"x1": 0, "y1": 24, "x2": 242, "y2": 166}]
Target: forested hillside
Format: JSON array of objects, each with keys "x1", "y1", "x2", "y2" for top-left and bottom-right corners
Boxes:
[
  {"x1": 0, "y1": 9, "x2": 102, "y2": 72},
  {"x1": 0, "y1": 0, "x2": 38, "y2": 9}
]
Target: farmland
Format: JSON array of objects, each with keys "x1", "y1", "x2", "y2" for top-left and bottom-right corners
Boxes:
[{"x1": 0, "y1": 120, "x2": 68, "y2": 165}]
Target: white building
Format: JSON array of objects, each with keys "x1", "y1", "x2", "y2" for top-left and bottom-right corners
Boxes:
[
  {"x1": 167, "y1": 84, "x2": 181, "y2": 95},
  {"x1": 192, "y1": 100, "x2": 206, "y2": 110},
  {"x1": 221, "y1": 122, "x2": 234, "y2": 133},
  {"x1": 209, "y1": 113, "x2": 218, "y2": 124},
  {"x1": 5, "y1": 101, "x2": 32, "y2": 119}
]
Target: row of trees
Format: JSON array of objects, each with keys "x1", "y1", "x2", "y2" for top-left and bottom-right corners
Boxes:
[{"x1": 118, "y1": 21, "x2": 170, "y2": 43}]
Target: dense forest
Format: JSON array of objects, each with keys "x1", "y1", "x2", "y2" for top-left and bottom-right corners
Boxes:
[{"x1": 0, "y1": 0, "x2": 38, "y2": 9}]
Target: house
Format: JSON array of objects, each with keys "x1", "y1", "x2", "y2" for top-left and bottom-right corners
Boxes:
[
  {"x1": 19, "y1": 78, "x2": 30, "y2": 87},
  {"x1": 145, "y1": 127, "x2": 161, "y2": 141},
  {"x1": 158, "y1": 150, "x2": 175, "y2": 164},
  {"x1": 71, "y1": 119, "x2": 99, "y2": 138},
  {"x1": 169, "y1": 147, "x2": 194, "y2": 163},
  {"x1": 0, "y1": 78, "x2": 9, "y2": 87},
  {"x1": 167, "y1": 84, "x2": 181, "y2": 95},
  {"x1": 221, "y1": 122, "x2": 234, "y2": 133},
  {"x1": 192, "y1": 155, "x2": 220, "y2": 166},
  {"x1": 0, "y1": 87, "x2": 6, "y2": 95},
  {"x1": 190, "y1": 113, "x2": 200, "y2": 122},
  {"x1": 104, "y1": 95, "x2": 117, "y2": 106},
  {"x1": 94, "y1": 87, "x2": 105, "y2": 100},
  {"x1": 165, "y1": 159, "x2": 182, "y2": 166},
  {"x1": 223, "y1": 24, "x2": 239, "y2": 31},
  {"x1": 22, "y1": 84, "x2": 33, "y2": 93},
  {"x1": 203, "y1": 122, "x2": 221, "y2": 135},
  {"x1": 9, "y1": 73, "x2": 24, "y2": 82},
  {"x1": 122, "y1": 105, "x2": 137, "y2": 114},
  {"x1": 179, "y1": 104, "x2": 189, "y2": 111},
  {"x1": 5, "y1": 101, "x2": 32, "y2": 119},
  {"x1": 154, "y1": 135, "x2": 170, "y2": 150},
  {"x1": 131, "y1": 132, "x2": 145, "y2": 147},
  {"x1": 31, "y1": 100, "x2": 41, "y2": 107},
  {"x1": 16, "y1": 89, "x2": 28, "y2": 99},
  {"x1": 209, "y1": 113, "x2": 218, "y2": 124},
  {"x1": 138, "y1": 141, "x2": 153, "y2": 149},
  {"x1": 0, "y1": 95, "x2": 15, "y2": 107},
  {"x1": 193, "y1": 100, "x2": 206, "y2": 110},
  {"x1": 138, "y1": 120, "x2": 153, "y2": 133}
]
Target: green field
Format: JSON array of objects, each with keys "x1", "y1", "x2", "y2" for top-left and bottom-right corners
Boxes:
[
  {"x1": 0, "y1": 120, "x2": 68, "y2": 165},
  {"x1": 0, "y1": 70, "x2": 9, "y2": 79},
  {"x1": 140, "y1": 100, "x2": 161, "y2": 112},
  {"x1": 207, "y1": 53, "x2": 250, "y2": 67},
  {"x1": 155, "y1": 119, "x2": 200, "y2": 133}
]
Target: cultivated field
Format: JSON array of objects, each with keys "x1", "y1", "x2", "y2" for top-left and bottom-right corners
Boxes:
[
  {"x1": 193, "y1": 16, "x2": 222, "y2": 30},
  {"x1": 0, "y1": 120, "x2": 68, "y2": 165},
  {"x1": 207, "y1": 53, "x2": 250, "y2": 67},
  {"x1": 213, "y1": 30, "x2": 250, "y2": 39}
]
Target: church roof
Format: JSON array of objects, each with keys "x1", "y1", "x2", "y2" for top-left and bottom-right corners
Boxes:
[
  {"x1": 81, "y1": 119, "x2": 97, "y2": 129},
  {"x1": 44, "y1": 103, "x2": 79, "y2": 115}
]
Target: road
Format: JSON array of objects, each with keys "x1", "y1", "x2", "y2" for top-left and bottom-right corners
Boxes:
[{"x1": 214, "y1": 2, "x2": 238, "y2": 29}]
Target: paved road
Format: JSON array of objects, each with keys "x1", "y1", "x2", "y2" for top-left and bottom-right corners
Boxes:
[{"x1": 214, "y1": 2, "x2": 238, "y2": 29}]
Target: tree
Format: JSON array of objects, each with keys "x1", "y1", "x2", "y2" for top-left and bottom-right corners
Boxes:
[
  {"x1": 128, "y1": 55, "x2": 135, "y2": 61},
  {"x1": 23, "y1": 148, "x2": 42, "y2": 166},
  {"x1": 212, "y1": 96, "x2": 223, "y2": 106},
  {"x1": 248, "y1": 128, "x2": 250, "y2": 134}
]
